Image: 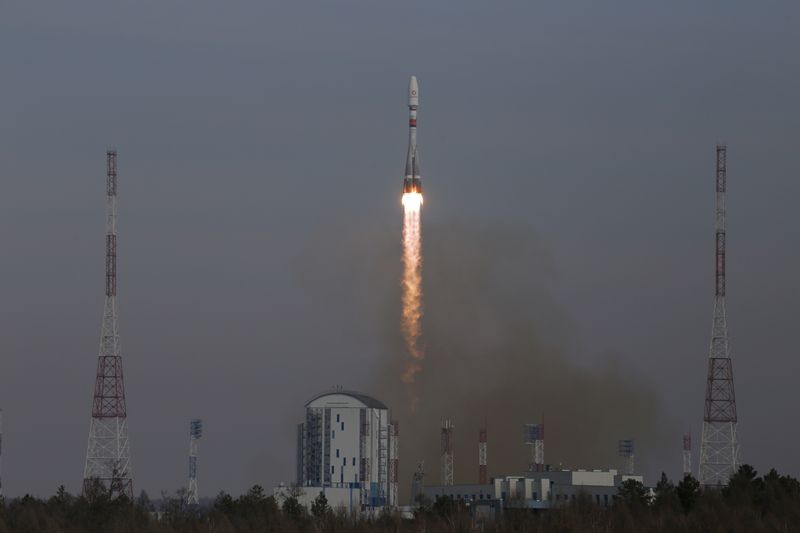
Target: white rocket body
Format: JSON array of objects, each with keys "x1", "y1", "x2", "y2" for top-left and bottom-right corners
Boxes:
[{"x1": 403, "y1": 76, "x2": 422, "y2": 193}]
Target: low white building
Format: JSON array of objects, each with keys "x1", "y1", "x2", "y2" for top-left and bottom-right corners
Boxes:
[
  {"x1": 424, "y1": 469, "x2": 645, "y2": 511},
  {"x1": 278, "y1": 390, "x2": 398, "y2": 515}
]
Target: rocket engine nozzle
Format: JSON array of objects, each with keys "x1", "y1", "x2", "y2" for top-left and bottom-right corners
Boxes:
[{"x1": 403, "y1": 177, "x2": 422, "y2": 194}]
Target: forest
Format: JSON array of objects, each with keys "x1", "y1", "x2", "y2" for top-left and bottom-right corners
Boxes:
[{"x1": 1, "y1": 465, "x2": 798, "y2": 532}]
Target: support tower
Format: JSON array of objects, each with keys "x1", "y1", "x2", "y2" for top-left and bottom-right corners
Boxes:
[
  {"x1": 187, "y1": 419, "x2": 203, "y2": 505},
  {"x1": 441, "y1": 419, "x2": 454, "y2": 486},
  {"x1": 698, "y1": 145, "x2": 741, "y2": 486},
  {"x1": 83, "y1": 150, "x2": 133, "y2": 498}
]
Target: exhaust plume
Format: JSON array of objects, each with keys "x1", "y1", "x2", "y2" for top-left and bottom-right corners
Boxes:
[{"x1": 400, "y1": 192, "x2": 424, "y2": 408}]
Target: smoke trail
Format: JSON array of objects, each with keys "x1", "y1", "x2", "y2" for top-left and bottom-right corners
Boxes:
[
  {"x1": 377, "y1": 221, "x2": 676, "y2": 500},
  {"x1": 400, "y1": 192, "x2": 424, "y2": 403}
]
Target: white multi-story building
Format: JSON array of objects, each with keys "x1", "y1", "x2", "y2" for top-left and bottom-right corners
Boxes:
[{"x1": 281, "y1": 390, "x2": 398, "y2": 514}]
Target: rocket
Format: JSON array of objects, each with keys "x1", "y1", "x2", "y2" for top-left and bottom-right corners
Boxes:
[{"x1": 403, "y1": 75, "x2": 422, "y2": 194}]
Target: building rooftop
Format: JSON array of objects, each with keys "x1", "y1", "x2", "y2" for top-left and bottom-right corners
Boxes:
[{"x1": 306, "y1": 390, "x2": 388, "y2": 410}]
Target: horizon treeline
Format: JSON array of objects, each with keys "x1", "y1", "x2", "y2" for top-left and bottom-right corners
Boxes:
[{"x1": 0, "y1": 465, "x2": 798, "y2": 532}]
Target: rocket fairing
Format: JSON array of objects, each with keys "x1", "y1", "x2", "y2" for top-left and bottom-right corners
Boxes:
[{"x1": 403, "y1": 75, "x2": 422, "y2": 194}]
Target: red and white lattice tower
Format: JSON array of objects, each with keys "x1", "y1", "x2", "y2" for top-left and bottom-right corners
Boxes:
[
  {"x1": 698, "y1": 145, "x2": 740, "y2": 487},
  {"x1": 441, "y1": 419, "x2": 454, "y2": 486},
  {"x1": 83, "y1": 150, "x2": 133, "y2": 498},
  {"x1": 478, "y1": 427, "x2": 487, "y2": 484}
]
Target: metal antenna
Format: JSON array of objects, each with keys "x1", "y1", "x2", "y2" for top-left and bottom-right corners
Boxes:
[
  {"x1": 83, "y1": 150, "x2": 133, "y2": 498},
  {"x1": 187, "y1": 419, "x2": 203, "y2": 505},
  {"x1": 441, "y1": 419, "x2": 454, "y2": 486},
  {"x1": 698, "y1": 145, "x2": 741, "y2": 486},
  {"x1": 478, "y1": 426, "x2": 487, "y2": 484}
]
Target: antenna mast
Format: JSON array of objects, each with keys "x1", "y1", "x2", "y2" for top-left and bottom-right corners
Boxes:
[
  {"x1": 698, "y1": 145, "x2": 741, "y2": 486},
  {"x1": 83, "y1": 150, "x2": 133, "y2": 498},
  {"x1": 187, "y1": 419, "x2": 203, "y2": 505}
]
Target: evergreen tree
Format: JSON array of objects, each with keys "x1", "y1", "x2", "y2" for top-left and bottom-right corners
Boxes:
[
  {"x1": 675, "y1": 474, "x2": 701, "y2": 513},
  {"x1": 311, "y1": 491, "x2": 330, "y2": 520},
  {"x1": 616, "y1": 479, "x2": 649, "y2": 507}
]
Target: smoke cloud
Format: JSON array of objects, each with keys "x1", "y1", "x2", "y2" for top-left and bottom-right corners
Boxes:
[{"x1": 374, "y1": 220, "x2": 675, "y2": 498}]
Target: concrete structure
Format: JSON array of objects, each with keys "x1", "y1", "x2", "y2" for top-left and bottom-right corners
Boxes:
[
  {"x1": 290, "y1": 389, "x2": 397, "y2": 514},
  {"x1": 274, "y1": 483, "x2": 362, "y2": 515},
  {"x1": 423, "y1": 469, "x2": 644, "y2": 511}
]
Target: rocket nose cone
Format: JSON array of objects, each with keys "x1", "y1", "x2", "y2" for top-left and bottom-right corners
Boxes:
[{"x1": 409, "y1": 75, "x2": 419, "y2": 107}]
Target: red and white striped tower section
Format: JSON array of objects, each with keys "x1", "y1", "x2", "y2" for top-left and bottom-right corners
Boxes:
[
  {"x1": 478, "y1": 427, "x2": 487, "y2": 484},
  {"x1": 698, "y1": 145, "x2": 740, "y2": 487},
  {"x1": 83, "y1": 150, "x2": 133, "y2": 498},
  {"x1": 389, "y1": 421, "x2": 399, "y2": 508},
  {"x1": 683, "y1": 434, "x2": 692, "y2": 476}
]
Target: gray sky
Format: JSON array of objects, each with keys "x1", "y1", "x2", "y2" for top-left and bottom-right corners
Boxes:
[{"x1": 1, "y1": 1, "x2": 798, "y2": 498}]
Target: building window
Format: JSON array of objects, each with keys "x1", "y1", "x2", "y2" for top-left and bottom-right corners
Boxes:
[
  {"x1": 336, "y1": 414, "x2": 340, "y2": 422},
  {"x1": 331, "y1": 466, "x2": 335, "y2": 474},
  {"x1": 341, "y1": 422, "x2": 344, "y2": 431},
  {"x1": 336, "y1": 449, "x2": 340, "y2": 458},
  {"x1": 332, "y1": 430, "x2": 335, "y2": 439},
  {"x1": 604, "y1": 494, "x2": 609, "y2": 507},
  {"x1": 352, "y1": 457, "x2": 356, "y2": 466},
  {"x1": 343, "y1": 457, "x2": 346, "y2": 466}
]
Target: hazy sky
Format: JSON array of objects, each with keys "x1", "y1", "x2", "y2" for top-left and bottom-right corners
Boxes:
[{"x1": 1, "y1": 1, "x2": 798, "y2": 498}]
